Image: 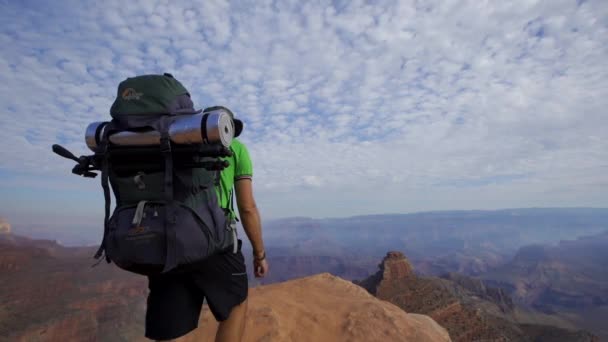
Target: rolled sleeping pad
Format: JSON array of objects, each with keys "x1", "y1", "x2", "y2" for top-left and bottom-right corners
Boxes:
[{"x1": 85, "y1": 109, "x2": 234, "y2": 152}]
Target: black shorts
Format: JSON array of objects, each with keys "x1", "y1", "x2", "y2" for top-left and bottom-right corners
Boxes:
[{"x1": 145, "y1": 240, "x2": 248, "y2": 341}]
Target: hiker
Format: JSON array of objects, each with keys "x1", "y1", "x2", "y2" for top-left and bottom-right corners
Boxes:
[
  {"x1": 145, "y1": 107, "x2": 269, "y2": 341},
  {"x1": 54, "y1": 74, "x2": 268, "y2": 341}
]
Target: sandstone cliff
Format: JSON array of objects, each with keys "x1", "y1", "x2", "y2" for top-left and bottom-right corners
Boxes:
[{"x1": 183, "y1": 273, "x2": 451, "y2": 342}]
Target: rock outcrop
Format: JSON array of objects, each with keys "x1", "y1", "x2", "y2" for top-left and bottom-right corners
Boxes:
[
  {"x1": 357, "y1": 251, "x2": 415, "y2": 299},
  {"x1": 0, "y1": 217, "x2": 11, "y2": 234},
  {"x1": 379, "y1": 251, "x2": 415, "y2": 279},
  {"x1": 356, "y1": 251, "x2": 598, "y2": 342},
  {"x1": 184, "y1": 273, "x2": 451, "y2": 342}
]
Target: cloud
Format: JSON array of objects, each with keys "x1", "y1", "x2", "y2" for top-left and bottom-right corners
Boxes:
[{"x1": 0, "y1": 0, "x2": 607, "y2": 221}]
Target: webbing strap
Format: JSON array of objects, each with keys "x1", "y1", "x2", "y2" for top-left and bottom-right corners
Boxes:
[
  {"x1": 94, "y1": 140, "x2": 111, "y2": 263},
  {"x1": 160, "y1": 136, "x2": 173, "y2": 202},
  {"x1": 159, "y1": 117, "x2": 178, "y2": 273},
  {"x1": 231, "y1": 221, "x2": 238, "y2": 254},
  {"x1": 131, "y1": 200, "x2": 148, "y2": 226},
  {"x1": 228, "y1": 189, "x2": 235, "y2": 215}
]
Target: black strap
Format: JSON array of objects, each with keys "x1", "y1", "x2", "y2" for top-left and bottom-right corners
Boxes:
[
  {"x1": 94, "y1": 138, "x2": 111, "y2": 263},
  {"x1": 222, "y1": 145, "x2": 238, "y2": 221},
  {"x1": 160, "y1": 141, "x2": 174, "y2": 202},
  {"x1": 228, "y1": 189, "x2": 234, "y2": 212},
  {"x1": 215, "y1": 170, "x2": 226, "y2": 213},
  {"x1": 160, "y1": 117, "x2": 178, "y2": 273}
]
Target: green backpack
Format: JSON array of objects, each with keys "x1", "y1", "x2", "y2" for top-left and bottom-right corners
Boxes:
[{"x1": 94, "y1": 73, "x2": 237, "y2": 275}]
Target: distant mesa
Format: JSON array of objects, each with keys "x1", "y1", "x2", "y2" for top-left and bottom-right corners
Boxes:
[{"x1": 0, "y1": 217, "x2": 11, "y2": 234}]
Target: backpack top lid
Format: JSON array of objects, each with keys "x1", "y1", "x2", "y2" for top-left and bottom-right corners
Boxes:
[{"x1": 110, "y1": 73, "x2": 201, "y2": 118}]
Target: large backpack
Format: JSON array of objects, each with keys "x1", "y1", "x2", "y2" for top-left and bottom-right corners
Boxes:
[{"x1": 93, "y1": 73, "x2": 237, "y2": 275}]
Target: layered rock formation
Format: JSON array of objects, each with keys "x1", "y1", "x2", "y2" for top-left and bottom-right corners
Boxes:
[
  {"x1": 415, "y1": 250, "x2": 507, "y2": 277},
  {"x1": 183, "y1": 273, "x2": 451, "y2": 342},
  {"x1": 442, "y1": 272, "x2": 514, "y2": 313},
  {"x1": 363, "y1": 251, "x2": 416, "y2": 298},
  {"x1": 243, "y1": 253, "x2": 376, "y2": 284},
  {"x1": 262, "y1": 209, "x2": 608, "y2": 267},
  {"x1": 357, "y1": 251, "x2": 598, "y2": 342},
  {"x1": 0, "y1": 234, "x2": 147, "y2": 341},
  {"x1": 481, "y1": 231, "x2": 608, "y2": 340}
]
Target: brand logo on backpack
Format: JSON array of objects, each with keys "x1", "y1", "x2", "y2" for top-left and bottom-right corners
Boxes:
[
  {"x1": 122, "y1": 88, "x2": 143, "y2": 101},
  {"x1": 125, "y1": 225, "x2": 156, "y2": 242},
  {"x1": 128, "y1": 225, "x2": 149, "y2": 235}
]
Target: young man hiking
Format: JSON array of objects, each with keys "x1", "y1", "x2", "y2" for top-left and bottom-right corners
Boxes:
[{"x1": 145, "y1": 107, "x2": 269, "y2": 342}]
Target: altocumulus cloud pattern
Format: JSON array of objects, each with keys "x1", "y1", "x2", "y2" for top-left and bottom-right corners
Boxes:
[{"x1": 0, "y1": 0, "x2": 607, "y2": 219}]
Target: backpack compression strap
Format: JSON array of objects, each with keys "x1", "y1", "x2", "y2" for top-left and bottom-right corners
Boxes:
[
  {"x1": 94, "y1": 124, "x2": 113, "y2": 263},
  {"x1": 160, "y1": 117, "x2": 178, "y2": 273}
]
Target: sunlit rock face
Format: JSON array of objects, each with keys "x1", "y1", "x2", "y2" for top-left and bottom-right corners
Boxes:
[{"x1": 185, "y1": 273, "x2": 452, "y2": 342}]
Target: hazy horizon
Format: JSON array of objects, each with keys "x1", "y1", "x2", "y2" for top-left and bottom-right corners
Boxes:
[{"x1": 5, "y1": 207, "x2": 608, "y2": 248}]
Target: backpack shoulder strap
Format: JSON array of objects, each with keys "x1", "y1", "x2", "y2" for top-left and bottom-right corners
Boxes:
[
  {"x1": 159, "y1": 116, "x2": 178, "y2": 273},
  {"x1": 94, "y1": 122, "x2": 114, "y2": 263},
  {"x1": 228, "y1": 188, "x2": 239, "y2": 222}
]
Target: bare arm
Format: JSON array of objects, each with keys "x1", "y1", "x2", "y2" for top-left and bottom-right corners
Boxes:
[
  {"x1": 235, "y1": 179, "x2": 265, "y2": 257},
  {"x1": 235, "y1": 178, "x2": 268, "y2": 278}
]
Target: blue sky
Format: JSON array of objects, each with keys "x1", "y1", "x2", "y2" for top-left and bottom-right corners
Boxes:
[{"x1": 0, "y1": 0, "x2": 607, "y2": 231}]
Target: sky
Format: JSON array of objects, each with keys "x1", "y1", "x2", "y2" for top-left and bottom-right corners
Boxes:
[{"x1": 0, "y1": 0, "x2": 607, "y2": 231}]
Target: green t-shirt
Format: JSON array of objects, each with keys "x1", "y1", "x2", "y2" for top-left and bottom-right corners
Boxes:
[{"x1": 216, "y1": 139, "x2": 253, "y2": 218}]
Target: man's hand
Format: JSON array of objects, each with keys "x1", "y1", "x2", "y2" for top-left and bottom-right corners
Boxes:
[{"x1": 253, "y1": 257, "x2": 269, "y2": 278}]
